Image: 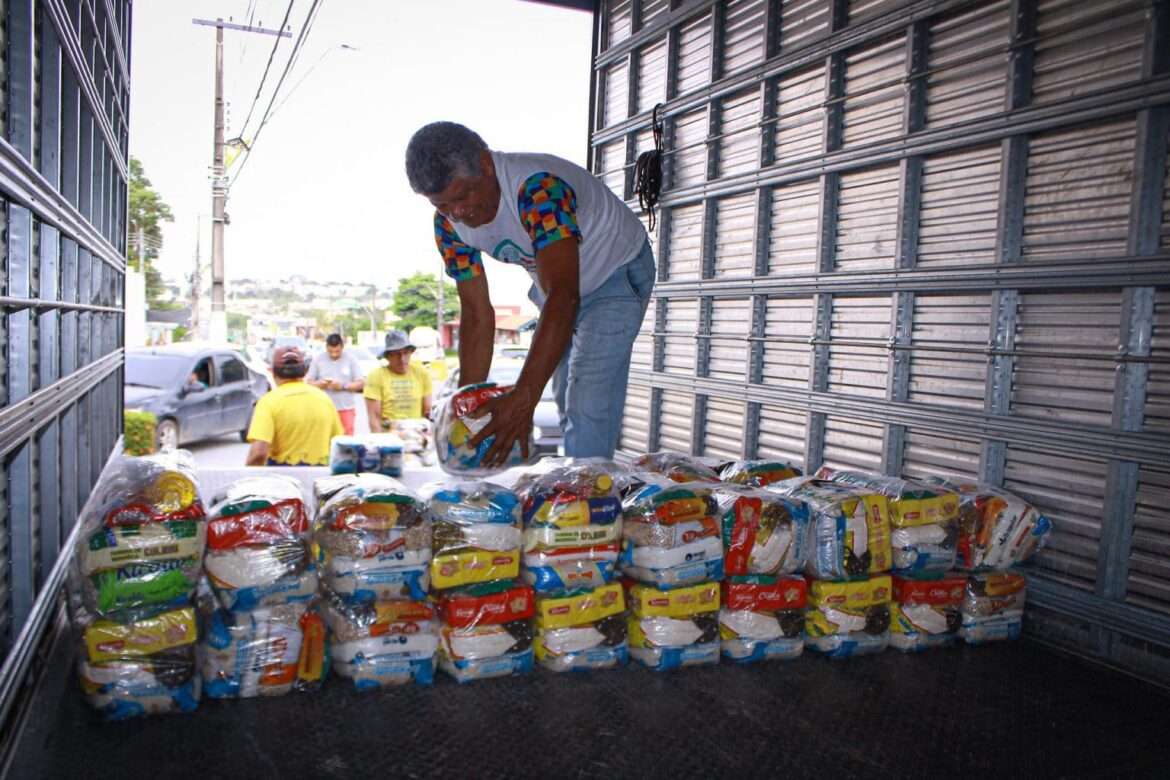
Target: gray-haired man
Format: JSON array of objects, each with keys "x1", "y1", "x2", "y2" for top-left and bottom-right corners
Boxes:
[{"x1": 404, "y1": 121, "x2": 655, "y2": 464}]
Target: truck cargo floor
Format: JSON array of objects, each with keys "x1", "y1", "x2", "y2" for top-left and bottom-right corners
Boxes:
[{"x1": 11, "y1": 639, "x2": 1166, "y2": 778}]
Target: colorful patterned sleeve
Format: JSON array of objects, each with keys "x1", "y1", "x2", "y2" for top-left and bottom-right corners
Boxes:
[
  {"x1": 517, "y1": 172, "x2": 582, "y2": 252},
  {"x1": 433, "y1": 212, "x2": 484, "y2": 282}
]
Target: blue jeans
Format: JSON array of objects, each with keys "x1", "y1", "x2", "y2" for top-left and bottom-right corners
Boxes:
[{"x1": 531, "y1": 241, "x2": 656, "y2": 458}]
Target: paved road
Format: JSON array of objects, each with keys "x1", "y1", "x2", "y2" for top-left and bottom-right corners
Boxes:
[{"x1": 185, "y1": 397, "x2": 372, "y2": 468}]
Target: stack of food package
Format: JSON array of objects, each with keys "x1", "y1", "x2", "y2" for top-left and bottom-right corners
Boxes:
[
  {"x1": 621, "y1": 472, "x2": 723, "y2": 669},
  {"x1": 715, "y1": 484, "x2": 810, "y2": 662},
  {"x1": 718, "y1": 459, "x2": 803, "y2": 487},
  {"x1": 315, "y1": 475, "x2": 436, "y2": 688},
  {"x1": 889, "y1": 574, "x2": 966, "y2": 651},
  {"x1": 770, "y1": 476, "x2": 893, "y2": 658},
  {"x1": 634, "y1": 451, "x2": 721, "y2": 483},
  {"x1": 925, "y1": 478, "x2": 1052, "y2": 644},
  {"x1": 200, "y1": 475, "x2": 326, "y2": 698},
  {"x1": 328, "y1": 433, "x2": 405, "y2": 477},
  {"x1": 518, "y1": 461, "x2": 629, "y2": 671},
  {"x1": 434, "y1": 383, "x2": 533, "y2": 474},
  {"x1": 70, "y1": 452, "x2": 206, "y2": 720},
  {"x1": 423, "y1": 480, "x2": 534, "y2": 682}
]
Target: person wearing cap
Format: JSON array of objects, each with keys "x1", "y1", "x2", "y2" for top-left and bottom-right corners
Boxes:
[
  {"x1": 363, "y1": 329, "x2": 434, "y2": 432},
  {"x1": 245, "y1": 345, "x2": 343, "y2": 466},
  {"x1": 307, "y1": 333, "x2": 365, "y2": 435},
  {"x1": 405, "y1": 122, "x2": 654, "y2": 465}
]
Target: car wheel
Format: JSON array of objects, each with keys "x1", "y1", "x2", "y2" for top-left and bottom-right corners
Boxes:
[{"x1": 157, "y1": 419, "x2": 180, "y2": 451}]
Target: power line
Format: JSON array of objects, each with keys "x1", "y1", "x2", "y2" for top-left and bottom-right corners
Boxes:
[
  {"x1": 229, "y1": 0, "x2": 325, "y2": 187},
  {"x1": 268, "y1": 43, "x2": 356, "y2": 121},
  {"x1": 236, "y1": 0, "x2": 259, "y2": 68},
  {"x1": 236, "y1": 0, "x2": 296, "y2": 142}
]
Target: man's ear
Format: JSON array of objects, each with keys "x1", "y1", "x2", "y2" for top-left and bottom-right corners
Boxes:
[{"x1": 480, "y1": 149, "x2": 494, "y2": 178}]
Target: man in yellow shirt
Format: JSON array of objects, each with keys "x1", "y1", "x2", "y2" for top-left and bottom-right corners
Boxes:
[
  {"x1": 246, "y1": 345, "x2": 343, "y2": 465},
  {"x1": 364, "y1": 330, "x2": 433, "y2": 431}
]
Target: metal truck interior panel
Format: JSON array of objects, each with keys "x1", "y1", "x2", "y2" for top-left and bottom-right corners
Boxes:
[{"x1": 593, "y1": 0, "x2": 1170, "y2": 683}]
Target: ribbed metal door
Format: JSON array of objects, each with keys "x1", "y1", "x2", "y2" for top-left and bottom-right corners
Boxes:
[{"x1": 591, "y1": 0, "x2": 1170, "y2": 682}]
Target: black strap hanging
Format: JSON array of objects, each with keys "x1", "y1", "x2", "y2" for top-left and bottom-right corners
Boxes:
[{"x1": 633, "y1": 103, "x2": 666, "y2": 233}]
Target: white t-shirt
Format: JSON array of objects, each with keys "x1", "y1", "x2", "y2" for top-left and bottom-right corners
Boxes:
[
  {"x1": 437, "y1": 151, "x2": 647, "y2": 297},
  {"x1": 307, "y1": 351, "x2": 363, "y2": 410}
]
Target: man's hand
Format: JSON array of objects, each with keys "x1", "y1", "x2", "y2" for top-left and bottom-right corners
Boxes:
[{"x1": 469, "y1": 384, "x2": 537, "y2": 467}]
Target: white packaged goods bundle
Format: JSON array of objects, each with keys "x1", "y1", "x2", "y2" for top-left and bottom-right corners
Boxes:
[
  {"x1": 960, "y1": 572, "x2": 1027, "y2": 644},
  {"x1": 715, "y1": 485, "x2": 809, "y2": 578},
  {"x1": 720, "y1": 576, "x2": 807, "y2": 663},
  {"x1": 329, "y1": 433, "x2": 405, "y2": 477},
  {"x1": 805, "y1": 576, "x2": 893, "y2": 659},
  {"x1": 533, "y1": 582, "x2": 628, "y2": 672},
  {"x1": 435, "y1": 583, "x2": 536, "y2": 682},
  {"x1": 717, "y1": 459, "x2": 802, "y2": 488},
  {"x1": 889, "y1": 574, "x2": 966, "y2": 652},
  {"x1": 435, "y1": 383, "x2": 533, "y2": 475},
  {"x1": 621, "y1": 474, "x2": 725, "y2": 588},
  {"x1": 323, "y1": 596, "x2": 439, "y2": 689},
  {"x1": 923, "y1": 478, "x2": 1053, "y2": 571},
  {"x1": 422, "y1": 480, "x2": 523, "y2": 591}
]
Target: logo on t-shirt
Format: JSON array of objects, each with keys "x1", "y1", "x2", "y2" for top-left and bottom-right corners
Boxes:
[{"x1": 492, "y1": 239, "x2": 537, "y2": 271}]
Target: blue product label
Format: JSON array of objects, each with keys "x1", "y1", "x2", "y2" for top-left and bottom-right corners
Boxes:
[
  {"x1": 654, "y1": 642, "x2": 720, "y2": 671},
  {"x1": 524, "y1": 562, "x2": 617, "y2": 593},
  {"x1": 450, "y1": 649, "x2": 534, "y2": 681}
]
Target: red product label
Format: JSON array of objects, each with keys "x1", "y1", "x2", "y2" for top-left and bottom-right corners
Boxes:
[
  {"x1": 723, "y1": 497, "x2": 762, "y2": 576},
  {"x1": 206, "y1": 499, "x2": 308, "y2": 550},
  {"x1": 451, "y1": 385, "x2": 511, "y2": 418},
  {"x1": 893, "y1": 575, "x2": 967, "y2": 606},
  {"x1": 438, "y1": 585, "x2": 535, "y2": 628},
  {"x1": 723, "y1": 577, "x2": 808, "y2": 611},
  {"x1": 104, "y1": 502, "x2": 205, "y2": 528}
]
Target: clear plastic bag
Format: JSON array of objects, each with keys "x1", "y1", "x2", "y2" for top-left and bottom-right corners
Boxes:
[
  {"x1": 199, "y1": 600, "x2": 327, "y2": 698},
  {"x1": 634, "y1": 451, "x2": 721, "y2": 484},
  {"x1": 533, "y1": 582, "x2": 628, "y2": 672},
  {"x1": 422, "y1": 481, "x2": 523, "y2": 591},
  {"x1": 323, "y1": 597, "x2": 438, "y2": 688},
  {"x1": 626, "y1": 580, "x2": 720, "y2": 670},
  {"x1": 435, "y1": 581, "x2": 536, "y2": 682},
  {"x1": 315, "y1": 477, "x2": 432, "y2": 603},
  {"x1": 714, "y1": 485, "x2": 810, "y2": 577},
  {"x1": 390, "y1": 419, "x2": 437, "y2": 468},
  {"x1": 72, "y1": 451, "x2": 207, "y2": 617},
  {"x1": 719, "y1": 576, "x2": 807, "y2": 663},
  {"x1": 76, "y1": 605, "x2": 201, "y2": 720},
  {"x1": 620, "y1": 475, "x2": 724, "y2": 588},
  {"x1": 769, "y1": 477, "x2": 893, "y2": 580},
  {"x1": 960, "y1": 571, "x2": 1026, "y2": 644},
  {"x1": 434, "y1": 383, "x2": 534, "y2": 475},
  {"x1": 815, "y1": 468, "x2": 959, "y2": 576},
  {"x1": 923, "y1": 478, "x2": 1053, "y2": 571},
  {"x1": 718, "y1": 459, "x2": 802, "y2": 488},
  {"x1": 329, "y1": 433, "x2": 405, "y2": 477},
  {"x1": 805, "y1": 576, "x2": 892, "y2": 658},
  {"x1": 890, "y1": 574, "x2": 966, "y2": 652}
]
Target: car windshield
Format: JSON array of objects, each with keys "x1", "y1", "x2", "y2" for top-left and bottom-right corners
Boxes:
[{"x1": 125, "y1": 354, "x2": 190, "y2": 389}]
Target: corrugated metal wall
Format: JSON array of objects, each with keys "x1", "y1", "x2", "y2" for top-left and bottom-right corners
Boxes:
[
  {"x1": 0, "y1": 0, "x2": 128, "y2": 674},
  {"x1": 591, "y1": 0, "x2": 1170, "y2": 681}
]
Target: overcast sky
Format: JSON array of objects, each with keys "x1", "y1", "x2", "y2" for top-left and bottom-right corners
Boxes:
[{"x1": 130, "y1": 0, "x2": 594, "y2": 309}]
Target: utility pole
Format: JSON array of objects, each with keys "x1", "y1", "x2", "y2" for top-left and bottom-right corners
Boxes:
[
  {"x1": 193, "y1": 17, "x2": 291, "y2": 343},
  {"x1": 191, "y1": 218, "x2": 202, "y2": 337}
]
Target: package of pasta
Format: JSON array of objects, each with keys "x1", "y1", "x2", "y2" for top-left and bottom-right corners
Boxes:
[
  {"x1": 960, "y1": 571, "x2": 1026, "y2": 644},
  {"x1": 422, "y1": 481, "x2": 522, "y2": 591},
  {"x1": 718, "y1": 459, "x2": 803, "y2": 488},
  {"x1": 620, "y1": 476, "x2": 723, "y2": 588},
  {"x1": 315, "y1": 477, "x2": 431, "y2": 603},
  {"x1": 329, "y1": 433, "x2": 405, "y2": 477},
  {"x1": 890, "y1": 574, "x2": 965, "y2": 652},
  {"x1": 634, "y1": 451, "x2": 721, "y2": 483},
  {"x1": 805, "y1": 575, "x2": 892, "y2": 658},
  {"x1": 71, "y1": 451, "x2": 208, "y2": 617},
  {"x1": 770, "y1": 477, "x2": 892, "y2": 580},
  {"x1": 533, "y1": 582, "x2": 627, "y2": 672},
  {"x1": 815, "y1": 468, "x2": 959, "y2": 576},
  {"x1": 76, "y1": 606, "x2": 201, "y2": 721},
  {"x1": 435, "y1": 383, "x2": 534, "y2": 475},
  {"x1": 517, "y1": 460, "x2": 626, "y2": 594},
  {"x1": 434, "y1": 581, "x2": 535, "y2": 682},
  {"x1": 626, "y1": 580, "x2": 720, "y2": 670},
  {"x1": 199, "y1": 601, "x2": 327, "y2": 698},
  {"x1": 720, "y1": 576, "x2": 807, "y2": 663},
  {"x1": 715, "y1": 485, "x2": 810, "y2": 577},
  {"x1": 323, "y1": 597, "x2": 438, "y2": 689},
  {"x1": 923, "y1": 478, "x2": 1053, "y2": 571}
]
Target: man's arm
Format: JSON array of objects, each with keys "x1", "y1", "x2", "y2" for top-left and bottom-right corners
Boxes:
[
  {"x1": 346, "y1": 354, "x2": 364, "y2": 392},
  {"x1": 245, "y1": 440, "x2": 270, "y2": 466},
  {"x1": 456, "y1": 274, "x2": 495, "y2": 385},
  {"x1": 366, "y1": 397, "x2": 385, "y2": 432}
]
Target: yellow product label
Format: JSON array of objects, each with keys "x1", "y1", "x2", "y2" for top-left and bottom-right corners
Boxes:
[
  {"x1": 889, "y1": 603, "x2": 910, "y2": 634},
  {"x1": 82, "y1": 528, "x2": 203, "y2": 573},
  {"x1": 890, "y1": 492, "x2": 960, "y2": 528},
  {"x1": 523, "y1": 524, "x2": 621, "y2": 551},
  {"x1": 627, "y1": 616, "x2": 649, "y2": 648},
  {"x1": 842, "y1": 494, "x2": 893, "y2": 573},
  {"x1": 981, "y1": 572, "x2": 1026, "y2": 597},
  {"x1": 535, "y1": 583, "x2": 625, "y2": 630},
  {"x1": 430, "y1": 549, "x2": 520, "y2": 590},
  {"x1": 628, "y1": 581, "x2": 720, "y2": 619},
  {"x1": 809, "y1": 575, "x2": 892, "y2": 610},
  {"x1": 84, "y1": 606, "x2": 197, "y2": 663},
  {"x1": 534, "y1": 499, "x2": 592, "y2": 527}
]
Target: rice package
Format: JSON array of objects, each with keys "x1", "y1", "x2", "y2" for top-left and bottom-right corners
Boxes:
[
  {"x1": 621, "y1": 475, "x2": 724, "y2": 588},
  {"x1": 805, "y1": 576, "x2": 892, "y2": 658},
  {"x1": 423, "y1": 480, "x2": 522, "y2": 591},
  {"x1": 627, "y1": 581, "x2": 721, "y2": 670},
  {"x1": 435, "y1": 383, "x2": 533, "y2": 475},
  {"x1": 720, "y1": 576, "x2": 807, "y2": 663},
  {"x1": 890, "y1": 574, "x2": 965, "y2": 652},
  {"x1": 815, "y1": 468, "x2": 959, "y2": 577},
  {"x1": 436, "y1": 582, "x2": 536, "y2": 682},
  {"x1": 960, "y1": 571, "x2": 1026, "y2": 644},
  {"x1": 924, "y1": 478, "x2": 1053, "y2": 570},
  {"x1": 770, "y1": 477, "x2": 892, "y2": 580}
]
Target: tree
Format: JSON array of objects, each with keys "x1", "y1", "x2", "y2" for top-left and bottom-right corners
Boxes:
[
  {"x1": 391, "y1": 272, "x2": 459, "y2": 333},
  {"x1": 127, "y1": 157, "x2": 174, "y2": 307}
]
